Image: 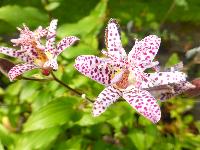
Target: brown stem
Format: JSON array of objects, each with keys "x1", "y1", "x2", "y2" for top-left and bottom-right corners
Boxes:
[
  {"x1": 51, "y1": 72, "x2": 94, "y2": 103},
  {"x1": 21, "y1": 76, "x2": 53, "y2": 81}
]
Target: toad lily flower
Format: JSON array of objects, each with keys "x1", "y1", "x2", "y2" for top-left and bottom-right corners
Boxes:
[
  {"x1": 0, "y1": 19, "x2": 79, "y2": 81},
  {"x1": 74, "y1": 19, "x2": 187, "y2": 123}
]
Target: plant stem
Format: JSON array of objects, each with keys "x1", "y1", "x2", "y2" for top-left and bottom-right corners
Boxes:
[
  {"x1": 21, "y1": 76, "x2": 53, "y2": 81},
  {"x1": 160, "y1": 0, "x2": 176, "y2": 29},
  {"x1": 51, "y1": 72, "x2": 94, "y2": 103}
]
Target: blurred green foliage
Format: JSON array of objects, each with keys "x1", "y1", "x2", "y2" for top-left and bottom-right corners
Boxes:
[{"x1": 0, "y1": 0, "x2": 200, "y2": 149}]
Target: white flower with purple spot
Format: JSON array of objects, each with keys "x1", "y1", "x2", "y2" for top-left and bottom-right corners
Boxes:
[
  {"x1": 0, "y1": 19, "x2": 79, "y2": 81},
  {"x1": 74, "y1": 18, "x2": 187, "y2": 123}
]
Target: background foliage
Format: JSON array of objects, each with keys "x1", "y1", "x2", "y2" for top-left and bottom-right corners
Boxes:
[{"x1": 0, "y1": 0, "x2": 200, "y2": 149}]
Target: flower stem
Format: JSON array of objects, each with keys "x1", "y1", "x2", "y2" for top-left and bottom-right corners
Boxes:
[
  {"x1": 159, "y1": 0, "x2": 176, "y2": 29},
  {"x1": 21, "y1": 76, "x2": 53, "y2": 81},
  {"x1": 51, "y1": 72, "x2": 94, "y2": 103}
]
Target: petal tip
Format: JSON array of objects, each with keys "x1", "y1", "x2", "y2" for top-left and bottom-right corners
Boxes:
[{"x1": 92, "y1": 110, "x2": 100, "y2": 117}]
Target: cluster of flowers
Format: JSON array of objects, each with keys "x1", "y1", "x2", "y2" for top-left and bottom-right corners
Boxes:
[{"x1": 0, "y1": 18, "x2": 196, "y2": 123}]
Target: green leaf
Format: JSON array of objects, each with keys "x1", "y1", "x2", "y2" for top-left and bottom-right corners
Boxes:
[
  {"x1": 144, "y1": 125, "x2": 158, "y2": 149},
  {"x1": 165, "y1": 53, "x2": 180, "y2": 67},
  {"x1": 175, "y1": 0, "x2": 188, "y2": 8},
  {"x1": 121, "y1": 31, "x2": 129, "y2": 46},
  {"x1": 93, "y1": 140, "x2": 121, "y2": 150},
  {"x1": 55, "y1": 136, "x2": 82, "y2": 150},
  {"x1": 0, "y1": 124, "x2": 14, "y2": 146},
  {"x1": 32, "y1": 90, "x2": 52, "y2": 111},
  {"x1": 0, "y1": 5, "x2": 48, "y2": 27},
  {"x1": 128, "y1": 130, "x2": 145, "y2": 150},
  {"x1": 6, "y1": 81, "x2": 22, "y2": 96},
  {"x1": 19, "y1": 82, "x2": 40, "y2": 102},
  {"x1": 45, "y1": 2, "x2": 60, "y2": 11},
  {"x1": 61, "y1": 38, "x2": 99, "y2": 59},
  {"x1": 57, "y1": 0, "x2": 107, "y2": 38},
  {"x1": 76, "y1": 113, "x2": 105, "y2": 126},
  {"x1": 15, "y1": 127, "x2": 60, "y2": 150},
  {"x1": 0, "y1": 141, "x2": 4, "y2": 150},
  {"x1": 23, "y1": 97, "x2": 80, "y2": 132}
]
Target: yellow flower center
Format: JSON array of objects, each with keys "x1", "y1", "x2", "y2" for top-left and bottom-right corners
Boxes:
[{"x1": 31, "y1": 41, "x2": 48, "y2": 66}]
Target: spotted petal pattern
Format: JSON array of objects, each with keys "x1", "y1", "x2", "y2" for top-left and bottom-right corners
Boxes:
[
  {"x1": 159, "y1": 81, "x2": 195, "y2": 101},
  {"x1": 164, "y1": 62, "x2": 183, "y2": 72},
  {"x1": 74, "y1": 55, "x2": 114, "y2": 85},
  {"x1": 35, "y1": 26, "x2": 48, "y2": 39},
  {"x1": 141, "y1": 71, "x2": 187, "y2": 88},
  {"x1": 128, "y1": 35, "x2": 161, "y2": 70},
  {"x1": 93, "y1": 86, "x2": 122, "y2": 116},
  {"x1": 105, "y1": 18, "x2": 127, "y2": 60},
  {"x1": 0, "y1": 47, "x2": 34, "y2": 63},
  {"x1": 56, "y1": 36, "x2": 79, "y2": 56},
  {"x1": 8, "y1": 63, "x2": 38, "y2": 81},
  {"x1": 123, "y1": 87, "x2": 161, "y2": 123},
  {"x1": 45, "y1": 19, "x2": 58, "y2": 55}
]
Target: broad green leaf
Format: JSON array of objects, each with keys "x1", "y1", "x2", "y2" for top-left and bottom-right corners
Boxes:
[
  {"x1": 61, "y1": 40, "x2": 99, "y2": 59},
  {"x1": 19, "y1": 82, "x2": 40, "y2": 102},
  {"x1": 15, "y1": 127, "x2": 60, "y2": 150},
  {"x1": 57, "y1": 0, "x2": 107, "y2": 38},
  {"x1": 23, "y1": 97, "x2": 80, "y2": 131},
  {"x1": 144, "y1": 125, "x2": 158, "y2": 149},
  {"x1": 0, "y1": 5, "x2": 48, "y2": 27},
  {"x1": 5, "y1": 81, "x2": 22, "y2": 96},
  {"x1": 76, "y1": 102, "x2": 131, "y2": 126},
  {"x1": 0, "y1": 124, "x2": 14, "y2": 146},
  {"x1": 128, "y1": 130, "x2": 145, "y2": 150},
  {"x1": 76, "y1": 113, "x2": 105, "y2": 126},
  {"x1": 32, "y1": 90, "x2": 52, "y2": 111},
  {"x1": 55, "y1": 136, "x2": 82, "y2": 150},
  {"x1": 93, "y1": 140, "x2": 121, "y2": 150}
]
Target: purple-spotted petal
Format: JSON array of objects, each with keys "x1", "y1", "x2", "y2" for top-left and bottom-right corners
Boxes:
[
  {"x1": 56, "y1": 36, "x2": 79, "y2": 56},
  {"x1": 0, "y1": 47, "x2": 19, "y2": 58},
  {"x1": 74, "y1": 55, "x2": 114, "y2": 85},
  {"x1": 164, "y1": 62, "x2": 183, "y2": 72},
  {"x1": 35, "y1": 26, "x2": 48, "y2": 39},
  {"x1": 43, "y1": 59, "x2": 58, "y2": 70},
  {"x1": 45, "y1": 19, "x2": 58, "y2": 55},
  {"x1": 146, "y1": 85, "x2": 175, "y2": 101},
  {"x1": 128, "y1": 35, "x2": 161, "y2": 69},
  {"x1": 159, "y1": 81, "x2": 195, "y2": 101},
  {"x1": 8, "y1": 63, "x2": 38, "y2": 81},
  {"x1": 123, "y1": 87, "x2": 161, "y2": 123},
  {"x1": 0, "y1": 47, "x2": 34, "y2": 63},
  {"x1": 105, "y1": 18, "x2": 127, "y2": 60},
  {"x1": 93, "y1": 86, "x2": 122, "y2": 116},
  {"x1": 141, "y1": 71, "x2": 187, "y2": 89}
]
